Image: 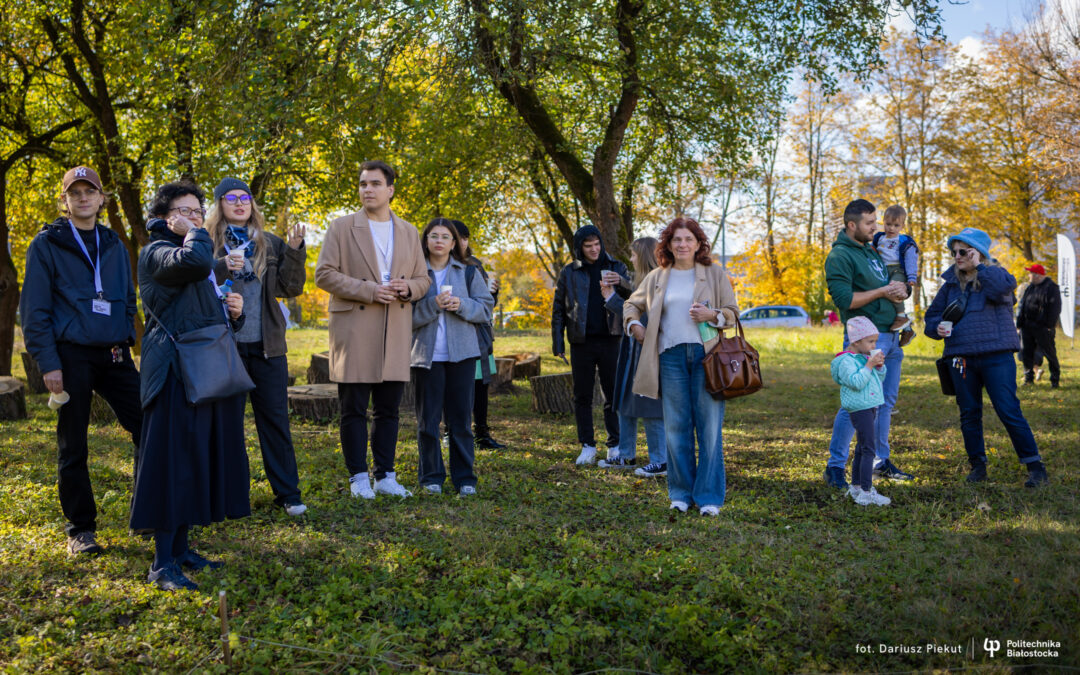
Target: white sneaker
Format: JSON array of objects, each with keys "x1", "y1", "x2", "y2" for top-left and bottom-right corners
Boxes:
[
  {"x1": 459, "y1": 485, "x2": 477, "y2": 496},
  {"x1": 699, "y1": 505, "x2": 720, "y2": 516},
  {"x1": 855, "y1": 487, "x2": 891, "y2": 506},
  {"x1": 374, "y1": 472, "x2": 412, "y2": 498},
  {"x1": 575, "y1": 445, "x2": 598, "y2": 465},
  {"x1": 847, "y1": 485, "x2": 863, "y2": 501},
  {"x1": 349, "y1": 472, "x2": 375, "y2": 500},
  {"x1": 423, "y1": 483, "x2": 442, "y2": 495},
  {"x1": 670, "y1": 500, "x2": 689, "y2": 513},
  {"x1": 606, "y1": 448, "x2": 620, "y2": 462},
  {"x1": 284, "y1": 503, "x2": 308, "y2": 516}
]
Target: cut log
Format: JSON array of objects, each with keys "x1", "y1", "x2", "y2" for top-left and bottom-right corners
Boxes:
[
  {"x1": 490, "y1": 357, "x2": 516, "y2": 395},
  {"x1": 498, "y1": 352, "x2": 541, "y2": 380},
  {"x1": 20, "y1": 352, "x2": 48, "y2": 394},
  {"x1": 287, "y1": 383, "x2": 340, "y2": 421},
  {"x1": 401, "y1": 379, "x2": 415, "y2": 411},
  {"x1": 90, "y1": 393, "x2": 116, "y2": 425},
  {"x1": 0, "y1": 376, "x2": 27, "y2": 420},
  {"x1": 287, "y1": 375, "x2": 297, "y2": 387},
  {"x1": 307, "y1": 352, "x2": 330, "y2": 384},
  {"x1": 530, "y1": 372, "x2": 574, "y2": 414},
  {"x1": 529, "y1": 371, "x2": 606, "y2": 414}
]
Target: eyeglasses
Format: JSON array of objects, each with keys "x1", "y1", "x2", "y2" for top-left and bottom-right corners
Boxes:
[
  {"x1": 223, "y1": 194, "x2": 252, "y2": 205},
  {"x1": 65, "y1": 188, "x2": 100, "y2": 199},
  {"x1": 169, "y1": 206, "x2": 206, "y2": 218},
  {"x1": 951, "y1": 248, "x2": 972, "y2": 258}
]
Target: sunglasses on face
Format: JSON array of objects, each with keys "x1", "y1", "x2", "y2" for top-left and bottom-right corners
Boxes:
[
  {"x1": 951, "y1": 248, "x2": 973, "y2": 258},
  {"x1": 223, "y1": 194, "x2": 252, "y2": 205}
]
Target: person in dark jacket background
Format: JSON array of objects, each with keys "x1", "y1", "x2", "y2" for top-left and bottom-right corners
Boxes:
[
  {"x1": 207, "y1": 177, "x2": 309, "y2": 516},
  {"x1": 130, "y1": 181, "x2": 251, "y2": 591},
  {"x1": 924, "y1": 228, "x2": 1049, "y2": 488},
  {"x1": 19, "y1": 165, "x2": 143, "y2": 557},
  {"x1": 1016, "y1": 263, "x2": 1061, "y2": 388},
  {"x1": 551, "y1": 225, "x2": 631, "y2": 465}
]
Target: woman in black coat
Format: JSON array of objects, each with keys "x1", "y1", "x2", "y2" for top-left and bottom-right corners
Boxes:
[{"x1": 130, "y1": 182, "x2": 251, "y2": 591}]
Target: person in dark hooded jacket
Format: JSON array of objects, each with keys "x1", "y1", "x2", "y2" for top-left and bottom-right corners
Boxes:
[
  {"x1": 551, "y1": 225, "x2": 631, "y2": 465},
  {"x1": 19, "y1": 165, "x2": 143, "y2": 558},
  {"x1": 130, "y1": 181, "x2": 251, "y2": 592}
]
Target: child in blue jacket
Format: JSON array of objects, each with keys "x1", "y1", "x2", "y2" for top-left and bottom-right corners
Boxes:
[
  {"x1": 873, "y1": 205, "x2": 920, "y2": 333},
  {"x1": 831, "y1": 317, "x2": 891, "y2": 506}
]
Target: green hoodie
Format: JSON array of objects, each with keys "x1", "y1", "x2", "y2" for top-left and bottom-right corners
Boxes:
[{"x1": 824, "y1": 230, "x2": 896, "y2": 332}]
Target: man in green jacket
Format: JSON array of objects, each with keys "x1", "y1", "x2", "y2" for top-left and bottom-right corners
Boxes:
[{"x1": 823, "y1": 199, "x2": 914, "y2": 489}]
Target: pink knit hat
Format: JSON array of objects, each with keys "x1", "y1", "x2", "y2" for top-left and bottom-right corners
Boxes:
[{"x1": 846, "y1": 316, "x2": 878, "y2": 343}]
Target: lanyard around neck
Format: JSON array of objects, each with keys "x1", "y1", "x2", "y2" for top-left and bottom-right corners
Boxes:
[{"x1": 68, "y1": 220, "x2": 103, "y2": 298}]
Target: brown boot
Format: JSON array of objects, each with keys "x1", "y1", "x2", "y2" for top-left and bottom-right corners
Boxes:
[
  {"x1": 890, "y1": 316, "x2": 911, "y2": 332},
  {"x1": 899, "y1": 328, "x2": 915, "y2": 347}
]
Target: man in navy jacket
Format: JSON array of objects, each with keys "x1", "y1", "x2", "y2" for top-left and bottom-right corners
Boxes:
[{"x1": 19, "y1": 166, "x2": 143, "y2": 556}]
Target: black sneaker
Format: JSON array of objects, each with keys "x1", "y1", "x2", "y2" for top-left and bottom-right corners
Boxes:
[
  {"x1": 1024, "y1": 464, "x2": 1049, "y2": 488},
  {"x1": 67, "y1": 531, "x2": 104, "y2": 556},
  {"x1": 177, "y1": 550, "x2": 224, "y2": 571},
  {"x1": 598, "y1": 457, "x2": 636, "y2": 469},
  {"x1": 966, "y1": 464, "x2": 988, "y2": 483},
  {"x1": 635, "y1": 462, "x2": 667, "y2": 477},
  {"x1": 148, "y1": 564, "x2": 198, "y2": 591},
  {"x1": 822, "y1": 466, "x2": 849, "y2": 489},
  {"x1": 476, "y1": 436, "x2": 507, "y2": 450},
  {"x1": 873, "y1": 459, "x2": 914, "y2": 481}
]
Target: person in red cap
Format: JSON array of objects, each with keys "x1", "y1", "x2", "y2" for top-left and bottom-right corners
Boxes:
[
  {"x1": 19, "y1": 165, "x2": 143, "y2": 557},
  {"x1": 1017, "y1": 263, "x2": 1061, "y2": 387}
]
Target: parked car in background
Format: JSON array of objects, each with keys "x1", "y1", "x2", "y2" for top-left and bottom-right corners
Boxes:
[{"x1": 738, "y1": 305, "x2": 811, "y2": 328}]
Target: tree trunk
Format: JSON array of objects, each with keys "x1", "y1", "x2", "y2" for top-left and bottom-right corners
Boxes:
[
  {"x1": 530, "y1": 372, "x2": 575, "y2": 414},
  {"x1": 0, "y1": 181, "x2": 17, "y2": 376},
  {"x1": 0, "y1": 376, "x2": 27, "y2": 420}
]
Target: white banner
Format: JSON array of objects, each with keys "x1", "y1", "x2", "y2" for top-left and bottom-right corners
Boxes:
[{"x1": 1058, "y1": 233, "x2": 1076, "y2": 338}]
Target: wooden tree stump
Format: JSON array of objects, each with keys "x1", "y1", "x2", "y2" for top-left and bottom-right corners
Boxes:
[
  {"x1": 287, "y1": 383, "x2": 340, "y2": 421},
  {"x1": 0, "y1": 377, "x2": 27, "y2": 420},
  {"x1": 530, "y1": 372, "x2": 574, "y2": 414},
  {"x1": 20, "y1": 352, "x2": 48, "y2": 394},
  {"x1": 498, "y1": 352, "x2": 541, "y2": 380},
  {"x1": 490, "y1": 357, "x2": 516, "y2": 395},
  {"x1": 287, "y1": 375, "x2": 297, "y2": 387},
  {"x1": 89, "y1": 393, "x2": 116, "y2": 425},
  {"x1": 306, "y1": 352, "x2": 330, "y2": 384},
  {"x1": 401, "y1": 379, "x2": 416, "y2": 411}
]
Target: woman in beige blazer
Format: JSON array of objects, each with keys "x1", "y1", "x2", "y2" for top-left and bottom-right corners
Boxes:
[
  {"x1": 314, "y1": 160, "x2": 431, "y2": 499},
  {"x1": 623, "y1": 217, "x2": 739, "y2": 516}
]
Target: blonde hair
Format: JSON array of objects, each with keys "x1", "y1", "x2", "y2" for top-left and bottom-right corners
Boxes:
[
  {"x1": 206, "y1": 195, "x2": 269, "y2": 279},
  {"x1": 883, "y1": 204, "x2": 907, "y2": 226},
  {"x1": 630, "y1": 237, "x2": 659, "y2": 287}
]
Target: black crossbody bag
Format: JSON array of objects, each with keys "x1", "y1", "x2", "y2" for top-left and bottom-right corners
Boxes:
[{"x1": 143, "y1": 302, "x2": 255, "y2": 406}]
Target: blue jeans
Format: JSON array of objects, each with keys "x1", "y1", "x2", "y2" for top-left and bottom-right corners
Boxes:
[
  {"x1": 658, "y1": 344, "x2": 726, "y2": 507},
  {"x1": 826, "y1": 331, "x2": 903, "y2": 470},
  {"x1": 948, "y1": 351, "x2": 1041, "y2": 466},
  {"x1": 617, "y1": 414, "x2": 666, "y2": 464}
]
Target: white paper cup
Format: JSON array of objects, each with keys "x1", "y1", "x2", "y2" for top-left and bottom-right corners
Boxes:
[
  {"x1": 48, "y1": 391, "x2": 70, "y2": 410},
  {"x1": 869, "y1": 349, "x2": 882, "y2": 359},
  {"x1": 940, "y1": 321, "x2": 953, "y2": 337},
  {"x1": 487, "y1": 276, "x2": 497, "y2": 293},
  {"x1": 440, "y1": 285, "x2": 453, "y2": 295}
]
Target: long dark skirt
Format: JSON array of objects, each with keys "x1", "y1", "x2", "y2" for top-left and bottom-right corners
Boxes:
[{"x1": 129, "y1": 370, "x2": 251, "y2": 532}]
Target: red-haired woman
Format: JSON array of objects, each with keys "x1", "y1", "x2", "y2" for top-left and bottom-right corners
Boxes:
[{"x1": 622, "y1": 218, "x2": 739, "y2": 515}]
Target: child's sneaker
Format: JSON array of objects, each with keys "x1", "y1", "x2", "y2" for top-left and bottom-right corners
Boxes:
[
  {"x1": 855, "y1": 487, "x2": 891, "y2": 506},
  {"x1": 890, "y1": 316, "x2": 911, "y2": 332},
  {"x1": 847, "y1": 484, "x2": 863, "y2": 501}
]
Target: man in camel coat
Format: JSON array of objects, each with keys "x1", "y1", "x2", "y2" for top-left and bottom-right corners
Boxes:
[{"x1": 315, "y1": 160, "x2": 430, "y2": 499}]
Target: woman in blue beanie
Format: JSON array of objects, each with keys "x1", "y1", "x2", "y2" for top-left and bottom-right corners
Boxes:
[{"x1": 924, "y1": 228, "x2": 1049, "y2": 487}]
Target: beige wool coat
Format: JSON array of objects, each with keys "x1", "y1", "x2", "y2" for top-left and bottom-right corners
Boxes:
[
  {"x1": 315, "y1": 210, "x2": 431, "y2": 383},
  {"x1": 622, "y1": 263, "x2": 740, "y2": 399}
]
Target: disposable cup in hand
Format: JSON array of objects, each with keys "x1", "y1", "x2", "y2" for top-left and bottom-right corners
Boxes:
[
  {"x1": 869, "y1": 349, "x2": 882, "y2": 359},
  {"x1": 440, "y1": 285, "x2": 453, "y2": 295},
  {"x1": 487, "y1": 276, "x2": 497, "y2": 293},
  {"x1": 940, "y1": 321, "x2": 953, "y2": 337},
  {"x1": 48, "y1": 391, "x2": 70, "y2": 410},
  {"x1": 602, "y1": 270, "x2": 619, "y2": 285}
]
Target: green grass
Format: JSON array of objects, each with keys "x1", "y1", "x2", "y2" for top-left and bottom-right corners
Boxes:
[{"x1": 2, "y1": 326, "x2": 1078, "y2": 673}]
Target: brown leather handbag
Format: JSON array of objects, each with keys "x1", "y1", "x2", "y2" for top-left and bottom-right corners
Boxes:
[{"x1": 702, "y1": 316, "x2": 763, "y2": 400}]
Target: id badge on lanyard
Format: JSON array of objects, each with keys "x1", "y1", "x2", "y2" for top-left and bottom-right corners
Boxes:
[{"x1": 69, "y1": 221, "x2": 110, "y2": 315}]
